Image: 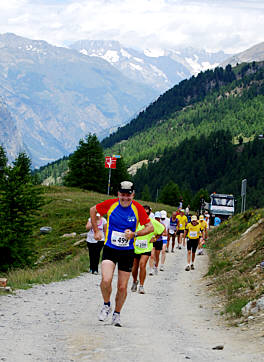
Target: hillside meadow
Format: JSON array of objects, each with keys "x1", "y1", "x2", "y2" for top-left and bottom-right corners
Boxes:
[{"x1": 1, "y1": 186, "x2": 175, "y2": 291}]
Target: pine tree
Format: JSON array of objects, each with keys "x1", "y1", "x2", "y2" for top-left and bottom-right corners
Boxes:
[
  {"x1": 0, "y1": 151, "x2": 44, "y2": 271},
  {"x1": 64, "y1": 133, "x2": 107, "y2": 192},
  {"x1": 141, "y1": 184, "x2": 152, "y2": 201}
]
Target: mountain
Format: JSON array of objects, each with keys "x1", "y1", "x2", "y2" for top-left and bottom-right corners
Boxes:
[
  {"x1": 0, "y1": 97, "x2": 24, "y2": 161},
  {"x1": 102, "y1": 61, "x2": 264, "y2": 167},
  {"x1": 0, "y1": 33, "x2": 157, "y2": 167},
  {"x1": 222, "y1": 41, "x2": 264, "y2": 67},
  {"x1": 70, "y1": 40, "x2": 229, "y2": 92}
]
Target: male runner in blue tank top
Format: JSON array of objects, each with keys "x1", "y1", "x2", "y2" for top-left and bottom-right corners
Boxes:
[{"x1": 90, "y1": 181, "x2": 153, "y2": 327}]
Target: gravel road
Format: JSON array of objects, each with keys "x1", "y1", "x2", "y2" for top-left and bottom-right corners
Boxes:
[{"x1": 0, "y1": 249, "x2": 263, "y2": 362}]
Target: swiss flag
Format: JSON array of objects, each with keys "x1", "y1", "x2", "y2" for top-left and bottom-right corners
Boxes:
[{"x1": 105, "y1": 157, "x2": 117, "y2": 169}]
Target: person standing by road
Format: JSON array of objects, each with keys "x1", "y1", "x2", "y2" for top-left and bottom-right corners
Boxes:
[
  {"x1": 131, "y1": 205, "x2": 165, "y2": 294},
  {"x1": 90, "y1": 181, "x2": 153, "y2": 327},
  {"x1": 86, "y1": 212, "x2": 107, "y2": 274},
  {"x1": 184, "y1": 215, "x2": 204, "y2": 271}
]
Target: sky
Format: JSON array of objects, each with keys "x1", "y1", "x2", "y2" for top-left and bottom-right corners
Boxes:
[{"x1": 1, "y1": 0, "x2": 264, "y2": 54}]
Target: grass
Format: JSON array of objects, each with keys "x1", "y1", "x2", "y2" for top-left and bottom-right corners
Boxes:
[
  {"x1": 1, "y1": 185, "x2": 176, "y2": 292},
  {"x1": 206, "y1": 208, "x2": 264, "y2": 319}
]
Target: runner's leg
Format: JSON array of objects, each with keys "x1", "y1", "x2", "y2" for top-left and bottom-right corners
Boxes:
[
  {"x1": 100, "y1": 260, "x2": 115, "y2": 303},
  {"x1": 115, "y1": 270, "x2": 131, "y2": 313},
  {"x1": 132, "y1": 257, "x2": 140, "y2": 282},
  {"x1": 139, "y1": 255, "x2": 149, "y2": 285}
]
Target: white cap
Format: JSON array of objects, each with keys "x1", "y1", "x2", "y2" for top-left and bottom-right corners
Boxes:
[
  {"x1": 160, "y1": 210, "x2": 167, "y2": 218},
  {"x1": 96, "y1": 212, "x2": 101, "y2": 217},
  {"x1": 154, "y1": 211, "x2": 161, "y2": 218}
]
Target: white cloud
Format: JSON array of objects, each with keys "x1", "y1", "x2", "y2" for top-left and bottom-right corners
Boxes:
[{"x1": 0, "y1": 0, "x2": 264, "y2": 53}]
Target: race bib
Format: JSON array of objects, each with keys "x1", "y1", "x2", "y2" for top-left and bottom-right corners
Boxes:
[
  {"x1": 111, "y1": 231, "x2": 129, "y2": 247},
  {"x1": 179, "y1": 224, "x2": 183, "y2": 228},
  {"x1": 169, "y1": 229, "x2": 175, "y2": 235},
  {"x1": 135, "y1": 239, "x2": 148, "y2": 249},
  {"x1": 189, "y1": 231, "x2": 198, "y2": 238}
]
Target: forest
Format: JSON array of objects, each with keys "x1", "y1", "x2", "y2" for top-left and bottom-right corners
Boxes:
[{"x1": 133, "y1": 130, "x2": 264, "y2": 210}]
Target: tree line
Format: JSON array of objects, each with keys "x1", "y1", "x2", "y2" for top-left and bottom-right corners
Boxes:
[{"x1": 133, "y1": 130, "x2": 264, "y2": 210}]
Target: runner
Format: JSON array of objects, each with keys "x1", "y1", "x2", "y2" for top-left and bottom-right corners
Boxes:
[
  {"x1": 160, "y1": 210, "x2": 170, "y2": 270},
  {"x1": 90, "y1": 181, "x2": 153, "y2": 327},
  {"x1": 166, "y1": 211, "x2": 178, "y2": 253},
  {"x1": 184, "y1": 215, "x2": 204, "y2": 271},
  {"x1": 204, "y1": 211, "x2": 210, "y2": 230},
  {"x1": 197, "y1": 215, "x2": 208, "y2": 255},
  {"x1": 176, "y1": 209, "x2": 188, "y2": 249},
  {"x1": 131, "y1": 206, "x2": 165, "y2": 294},
  {"x1": 149, "y1": 212, "x2": 163, "y2": 276}
]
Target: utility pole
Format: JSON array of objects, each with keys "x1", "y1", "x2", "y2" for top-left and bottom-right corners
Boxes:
[{"x1": 241, "y1": 179, "x2": 247, "y2": 213}]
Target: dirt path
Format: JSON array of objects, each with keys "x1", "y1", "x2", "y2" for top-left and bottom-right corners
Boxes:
[{"x1": 0, "y1": 249, "x2": 264, "y2": 361}]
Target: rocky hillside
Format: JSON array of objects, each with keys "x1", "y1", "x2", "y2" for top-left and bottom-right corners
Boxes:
[{"x1": 222, "y1": 41, "x2": 264, "y2": 67}]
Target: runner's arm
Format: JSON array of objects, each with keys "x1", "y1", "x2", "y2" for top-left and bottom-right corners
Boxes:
[
  {"x1": 90, "y1": 205, "x2": 102, "y2": 240},
  {"x1": 125, "y1": 221, "x2": 154, "y2": 240}
]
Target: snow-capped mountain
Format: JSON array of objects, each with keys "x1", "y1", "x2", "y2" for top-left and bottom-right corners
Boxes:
[
  {"x1": 0, "y1": 33, "x2": 157, "y2": 167},
  {"x1": 70, "y1": 40, "x2": 230, "y2": 92}
]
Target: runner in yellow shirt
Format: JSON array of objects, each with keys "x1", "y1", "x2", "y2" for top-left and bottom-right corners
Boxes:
[
  {"x1": 197, "y1": 215, "x2": 208, "y2": 255},
  {"x1": 131, "y1": 206, "x2": 165, "y2": 294},
  {"x1": 183, "y1": 215, "x2": 204, "y2": 271},
  {"x1": 176, "y1": 209, "x2": 188, "y2": 249}
]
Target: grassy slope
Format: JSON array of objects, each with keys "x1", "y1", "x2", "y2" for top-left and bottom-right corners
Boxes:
[
  {"x1": 206, "y1": 208, "x2": 264, "y2": 320},
  {"x1": 2, "y1": 186, "x2": 175, "y2": 291}
]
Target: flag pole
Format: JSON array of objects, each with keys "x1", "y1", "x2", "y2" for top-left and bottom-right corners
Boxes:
[{"x1": 107, "y1": 167, "x2": 111, "y2": 195}]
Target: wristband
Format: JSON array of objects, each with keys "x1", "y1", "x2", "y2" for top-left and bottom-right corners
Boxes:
[{"x1": 134, "y1": 232, "x2": 138, "y2": 238}]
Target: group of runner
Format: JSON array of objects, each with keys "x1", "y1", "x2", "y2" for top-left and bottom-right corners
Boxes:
[{"x1": 89, "y1": 181, "x2": 210, "y2": 327}]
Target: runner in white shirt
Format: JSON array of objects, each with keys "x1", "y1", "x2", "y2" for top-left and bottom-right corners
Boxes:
[
  {"x1": 166, "y1": 211, "x2": 178, "y2": 253},
  {"x1": 160, "y1": 210, "x2": 170, "y2": 271}
]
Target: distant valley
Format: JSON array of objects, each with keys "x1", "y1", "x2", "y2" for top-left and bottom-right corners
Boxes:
[{"x1": 0, "y1": 33, "x2": 231, "y2": 167}]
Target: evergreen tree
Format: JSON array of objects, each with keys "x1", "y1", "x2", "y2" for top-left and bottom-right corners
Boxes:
[
  {"x1": 159, "y1": 181, "x2": 181, "y2": 206},
  {"x1": 0, "y1": 151, "x2": 44, "y2": 271},
  {"x1": 64, "y1": 133, "x2": 107, "y2": 192},
  {"x1": 141, "y1": 184, "x2": 152, "y2": 201}
]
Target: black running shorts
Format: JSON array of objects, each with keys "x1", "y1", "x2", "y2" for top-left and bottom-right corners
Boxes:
[
  {"x1": 102, "y1": 245, "x2": 134, "y2": 272},
  {"x1": 187, "y1": 238, "x2": 199, "y2": 253},
  {"x1": 177, "y1": 230, "x2": 184, "y2": 235},
  {"x1": 134, "y1": 251, "x2": 151, "y2": 259},
  {"x1": 154, "y1": 240, "x2": 163, "y2": 250}
]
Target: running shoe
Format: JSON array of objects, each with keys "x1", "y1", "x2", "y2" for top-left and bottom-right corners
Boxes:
[
  {"x1": 138, "y1": 285, "x2": 145, "y2": 294},
  {"x1": 131, "y1": 281, "x2": 138, "y2": 292},
  {"x1": 149, "y1": 268, "x2": 154, "y2": 276},
  {"x1": 112, "y1": 313, "x2": 122, "y2": 327},
  {"x1": 165, "y1": 248, "x2": 169, "y2": 253},
  {"x1": 191, "y1": 264, "x2": 195, "y2": 270},
  {"x1": 93, "y1": 271, "x2": 98, "y2": 275},
  {"x1": 171, "y1": 249, "x2": 174, "y2": 253},
  {"x1": 179, "y1": 246, "x2": 182, "y2": 250},
  {"x1": 98, "y1": 304, "x2": 112, "y2": 321},
  {"x1": 185, "y1": 265, "x2": 190, "y2": 271},
  {"x1": 160, "y1": 265, "x2": 164, "y2": 271},
  {"x1": 154, "y1": 266, "x2": 158, "y2": 275}
]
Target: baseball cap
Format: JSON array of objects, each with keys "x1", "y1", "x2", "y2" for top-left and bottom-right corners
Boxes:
[
  {"x1": 180, "y1": 209, "x2": 185, "y2": 213},
  {"x1": 154, "y1": 211, "x2": 161, "y2": 218},
  {"x1": 118, "y1": 181, "x2": 134, "y2": 194},
  {"x1": 160, "y1": 210, "x2": 167, "y2": 218},
  {"x1": 96, "y1": 212, "x2": 101, "y2": 217},
  {"x1": 191, "y1": 215, "x2": 198, "y2": 221},
  {"x1": 199, "y1": 215, "x2": 204, "y2": 220}
]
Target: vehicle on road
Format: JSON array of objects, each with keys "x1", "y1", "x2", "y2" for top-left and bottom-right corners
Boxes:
[{"x1": 208, "y1": 193, "x2": 235, "y2": 222}]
